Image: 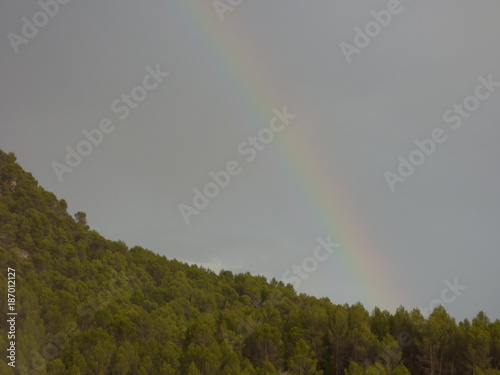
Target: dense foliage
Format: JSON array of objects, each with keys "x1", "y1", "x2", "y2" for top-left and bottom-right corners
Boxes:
[{"x1": 0, "y1": 149, "x2": 499, "y2": 375}]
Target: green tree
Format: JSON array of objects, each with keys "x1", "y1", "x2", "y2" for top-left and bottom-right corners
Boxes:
[
  {"x1": 74, "y1": 211, "x2": 87, "y2": 226},
  {"x1": 348, "y1": 303, "x2": 379, "y2": 365},
  {"x1": 241, "y1": 358, "x2": 258, "y2": 375},
  {"x1": 391, "y1": 365, "x2": 411, "y2": 375},
  {"x1": 377, "y1": 334, "x2": 402, "y2": 375},
  {"x1": 245, "y1": 324, "x2": 283, "y2": 368},
  {"x1": 489, "y1": 320, "x2": 500, "y2": 369},
  {"x1": 344, "y1": 361, "x2": 364, "y2": 375},
  {"x1": 328, "y1": 305, "x2": 349, "y2": 375},
  {"x1": 372, "y1": 307, "x2": 392, "y2": 341},
  {"x1": 257, "y1": 360, "x2": 280, "y2": 375},
  {"x1": 47, "y1": 358, "x2": 66, "y2": 375},
  {"x1": 159, "y1": 362, "x2": 177, "y2": 375},
  {"x1": 184, "y1": 343, "x2": 222, "y2": 375},
  {"x1": 365, "y1": 363, "x2": 387, "y2": 375},
  {"x1": 466, "y1": 313, "x2": 491, "y2": 373},
  {"x1": 288, "y1": 338, "x2": 323, "y2": 375},
  {"x1": 4, "y1": 149, "x2": 500, "y2": 375},
  {"x1": 186, "y1": 362, "x2": 202, "y2": 375},
  {"x1": 416, "y1": 306, "x2": 454, "y2": 375}
]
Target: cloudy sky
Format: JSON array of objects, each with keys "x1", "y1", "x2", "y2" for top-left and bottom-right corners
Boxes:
[{"x1": 1, "y1": 0, "x2": 500, "y2": 321}]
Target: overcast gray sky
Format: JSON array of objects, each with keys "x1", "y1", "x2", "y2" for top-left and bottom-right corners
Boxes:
[{"x1": 1, "y1": 0, "x2": 500, "y2": 321}]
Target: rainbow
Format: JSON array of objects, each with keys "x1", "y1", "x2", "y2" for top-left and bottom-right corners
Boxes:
[{"x1": 167, "y1": 0, "x2": 399, "y2": 312}]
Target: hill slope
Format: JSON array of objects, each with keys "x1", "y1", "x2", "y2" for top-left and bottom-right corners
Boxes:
[{"x1": 0, "y1": 149, "x2": 499, "y2": 375}]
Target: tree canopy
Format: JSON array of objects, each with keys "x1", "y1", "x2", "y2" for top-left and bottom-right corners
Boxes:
[{"x1": 0, "y1": 149, "x2": 498, "y2": 375}]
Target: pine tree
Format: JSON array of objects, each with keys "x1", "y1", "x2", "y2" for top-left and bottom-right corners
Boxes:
[
  {"x1": 288, "y1": 338, "x2": 323, "y2": 375},
  {"x1": 328, "y1": 305, "x2": 349, "y2": 375},
  {"x1": 186, "y1": 362, "x2": 202, "y2": 375}
]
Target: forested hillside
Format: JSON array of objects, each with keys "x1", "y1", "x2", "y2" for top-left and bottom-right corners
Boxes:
[{"x1": 1, "y1": 149, "x2": 499, "y2": 375}]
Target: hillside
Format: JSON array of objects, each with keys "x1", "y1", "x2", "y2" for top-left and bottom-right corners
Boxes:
[{"x1": 1, "y1": 149, "x2": 499, "y2": 375}]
